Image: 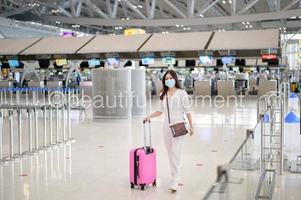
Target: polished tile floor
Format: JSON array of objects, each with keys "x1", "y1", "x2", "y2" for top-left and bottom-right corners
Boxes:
[{"x1": 0, "y1": 98, "x2": 286, "y2": 200}]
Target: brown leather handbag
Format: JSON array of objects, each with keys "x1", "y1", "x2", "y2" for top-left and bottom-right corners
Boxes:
[{"x1": 166, "y1": 95, "x2": 188, "y2": 137}]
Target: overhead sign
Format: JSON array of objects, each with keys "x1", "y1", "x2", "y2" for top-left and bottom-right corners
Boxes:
[
  {"x1": 160, "y1": 52, "x2": 175, "y2": 57},
  {"x1": 261, "y1": 54, "x2": 277, "y2": 60},
  {"x1": 140, "y1": 52, "x2": 155, "y2": 58},
  {"x1": 219, "y1": 50, "x2": 236, "y2": 56},
  {"x1": 105, "y1": 53, "x2": 119, "y2": 58},
  {"x1": 199, "y1": 50, "x2": 214, "y2": 56},
  {"x1": 124, "y1": 28, "x2": 146, "y2": 35},
  {"x1": 261, "y1": 49, "x2": 278, "y2": 55}
]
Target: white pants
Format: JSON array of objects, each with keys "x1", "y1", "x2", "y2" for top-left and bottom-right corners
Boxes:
[{"x1": 163, "y1": 123, "x2": 186, "y2": 182}]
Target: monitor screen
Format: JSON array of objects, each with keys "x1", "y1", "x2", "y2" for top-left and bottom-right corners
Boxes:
[
  {"x1": 141, "y1": 57, "x2": 155, "y2": 65},
  {"x1": 107, "y1": 58, "x2": 120, "y2": 66},
  {"x1": 55, "y1": 59, "x2": 67, "y2": 66},
  {"x1": 162, "y1": 57, "x2": 176, "y2": 65},
  {"x1": 221, "y1": 57, "x2": 235, "y2": 65},
  {"x1": 8, "y1": 60, "x2": 19, "y2": 68},
  {"x1": 199, "y1": 56, "x2": 214, "y2": 65},
  {"x1": 88, "y1": 59, "x2": 100, "y2": 67}
]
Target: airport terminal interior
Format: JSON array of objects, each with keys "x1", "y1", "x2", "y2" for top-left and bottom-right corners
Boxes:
[{"x1": 0, "y1": 0, "x2": 301, "y2": 199}]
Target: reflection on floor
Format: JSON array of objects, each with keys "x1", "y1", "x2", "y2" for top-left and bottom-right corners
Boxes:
[{"x1": 0, "y1": 98, "x2": 299, "y2": 200}]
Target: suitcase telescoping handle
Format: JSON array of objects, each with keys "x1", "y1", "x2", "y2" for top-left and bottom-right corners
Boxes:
[{"x1": 143, "y1": 119, "x2": 151, "y2": 150}]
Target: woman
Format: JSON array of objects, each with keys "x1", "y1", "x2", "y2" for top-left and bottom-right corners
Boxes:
[{"x1": 144, "y1": 70, "x2": 193, "y2": 192}]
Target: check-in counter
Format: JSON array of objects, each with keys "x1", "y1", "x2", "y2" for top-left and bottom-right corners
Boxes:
[
  {"x1": 217, "y1": 80, "x2": 235, "y2": 97},
  {"x1": 258, "y1": 80, "x2": 277, "y2": 96},
  {"x1": 0, "y1": 81, "x2": 13, "y2": 88},
  {"x1": 28, "y1": 81, "x2": 44, "y2": 88},
  {"x1": 47, "y1": 81, "x2": 63, "y2": 88},
  {"x1": 194, "y1": 80, "x2": 211, "y2": 96}
]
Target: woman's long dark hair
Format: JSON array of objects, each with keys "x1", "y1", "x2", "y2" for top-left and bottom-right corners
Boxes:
[{"x1": 159, "y1": 70, "x2": 181, "y2": 100}]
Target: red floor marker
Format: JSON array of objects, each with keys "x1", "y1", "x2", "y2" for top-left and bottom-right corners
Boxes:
[
  {"x1": 19, "y1": 174, "x2": 28, "y2": 177},
  {"x1": 178, "y1": 183, "x2": 184, "y2": 187}
]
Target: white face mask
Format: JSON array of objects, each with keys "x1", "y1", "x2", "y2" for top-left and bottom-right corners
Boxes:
[{"x1": 165, "y1": 79, "x2": 175, "y2": 88}]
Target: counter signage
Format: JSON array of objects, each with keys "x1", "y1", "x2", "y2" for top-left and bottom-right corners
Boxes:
[
  {"x1": 160, "y1": 52, "x2": 175, "y2": 57},
  {"x1": 219, "y1": 50, "x2": 236, "y2": 56},
  {"x1": 105, "y1": 53, "x2": 119, "y2": 58},
  {"x1": 261, "y1": 49, "x2": 278, "y2": 55},
  {"x1": 261, "y1": 54, "x2": 277, "y2": 60},
  {"x1": 140, "y1": 52, "x2": 155, "y2": 58},
  {"x1": 199, "y1": 50, "x2": 214, "y2": 56}
]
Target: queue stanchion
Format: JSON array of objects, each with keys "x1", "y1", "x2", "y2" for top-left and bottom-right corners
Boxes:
[
  {"x1": 43, "y1": 88, "x2": 46, "y2": 105},
  {"x1": 9, "y1": 88, "x2": 13, "y2": 105},
  {"x1": 49, "y1": 105, "x2": 54, "y2": 148},
  {"x1": 16, "y1": 88, "x2": 20, "y2": 105},
  {"x1": 67, "y1": 88, "x2": 75, "y2": 142},
  {"x1": 0, "y1": 111, "x2": 7, "y2": 164},
  {"x1": 62, "y1": 90, "x2": 66, "y2": 142},
  {"x1": 4, "y1": 88, "x2": 7, "y2": 104},
  {"x1": 25, "y1": 87, "x2": 29, "y2": 104},
  {"x1": 17, "y1": 109, "x2": 26, "y2": 158},
  {"x1": 33, "y1": 107, "x2": 39, "y2": 154},
  {"x1": 43, "y1": 106, "x2": 47, "y2": 149},
  {"x1": 55, "y1": 104, "x2": 59, "y2": 144},
  {"x1": 0, "y1": 88, "x2": 3, "y2": 104},
  {"x1": 8, "y1": 109, "x2": 14, "y2": 160},
  {"x1": 27, "y1": 109, "x2": 33, "y2": 154}
]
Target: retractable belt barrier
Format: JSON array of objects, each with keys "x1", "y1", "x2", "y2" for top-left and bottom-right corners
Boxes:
[{"x1": 0, "y1": 87, "x2": 77, "y2": 163}]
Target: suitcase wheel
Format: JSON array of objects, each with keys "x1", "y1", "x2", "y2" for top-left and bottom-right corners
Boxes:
[
  {"x1": 130, "y1": 183, "x2": 135, "y2": 189},
  {"x1": 141, "y1": 184, "x2": 145, "y2": 190},
  {"x1": 152, "y1": 180, "x2": 156, "y2": 187}
]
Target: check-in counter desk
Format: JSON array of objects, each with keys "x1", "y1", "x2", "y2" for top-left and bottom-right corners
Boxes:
[
  {"x1": 47, "y1": 81, "x2": 63, "y2": 88},
  {"x1": 28, "y1": 81, "x2": 44, "y2": 88},
  {"x1": 79, "y1": 81, "x2": 92, "y2": 97},
  {"x1": 217, "y1": 80, "x2": 235, "y2": 97},
  {"x1": 194, "y1": 80, "x2": 211, "y2": 96},
  {"x1": 258, "y1": 80, "x2": 277, "y2": 96},
  {"x1": 0, "y1": 81, "x2": 13, "y2": 88}
]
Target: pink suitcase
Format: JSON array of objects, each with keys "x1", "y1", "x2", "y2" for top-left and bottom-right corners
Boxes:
[{"x1": 129, "y1": 121, "x2": 156, "y2": 190}]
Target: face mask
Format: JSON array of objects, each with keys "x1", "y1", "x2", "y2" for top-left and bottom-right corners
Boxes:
[{"x1": 165, "y1": 79, "x2": 176, "y2": 88}]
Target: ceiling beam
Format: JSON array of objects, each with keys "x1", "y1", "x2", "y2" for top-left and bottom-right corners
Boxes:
[
  {"x1": 189, "y1": 0, "x2": 195, "y2": 17},
  {"x1": 237, "y1": 0, "x2": 260, "y2": 15},
  {"x1": 42, "y1": 8, "x2": 301, "y2": 27},
  {"x1": 197, "y1": 0, "x2": 220, "y2": 16},
  {"x1": 70, "y1": 0, "x2": 76, "y2": 16},
  {"x1": 163, "y1": 0, "x2": 187, "y2": 18},
  {"x1": 150, "y1": 0, "x2": 156, "y2": 19},
  {"x1": 232, "y1": 0, "x2": 237, "y2": 15},
  {"x1": 122, "y1": 0, "x2": 147, "y2": 19},
  {"x1": 0, "y1": 6, "x2": 36, "y2": 17},
  {"x1": 76, "y1": 0, "x2": 82, "y2": 17},
  {"x1": 58, "y1": 5, "x2": 73, "y2": 17},
  {"x1": 112, "y1": 0, "x2": 119, "y2": 18},
  {"x1": 83, "y1": 0, "x2": 109, "y2": 19},
  {"x1": 106, "y1": 0, "x2": 113, "y2": 17},
  {"x1": 283, "y1": 0, "x2": 300, "y2": 10}
]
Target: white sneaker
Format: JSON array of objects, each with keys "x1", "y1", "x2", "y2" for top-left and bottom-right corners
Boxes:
[{"x1": 169, "y1": 181, "x2": 178, "y2": 192}]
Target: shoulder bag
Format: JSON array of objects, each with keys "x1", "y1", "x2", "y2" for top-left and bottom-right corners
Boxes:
[{"x1": 166, "y1": 94, "x2": 189, "y2": 137}]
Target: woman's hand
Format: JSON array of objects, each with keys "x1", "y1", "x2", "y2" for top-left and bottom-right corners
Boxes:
[
  {"x1": 189, "y1": 127, "x2": 194, "y2": 136},
  {"x1": 143, "y1": 116, "x2": 151, "y2": 123}
]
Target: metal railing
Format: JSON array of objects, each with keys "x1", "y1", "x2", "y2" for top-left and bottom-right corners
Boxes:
[{"x1": 0, "y1": 88, "x2": 76, "y2": 164}]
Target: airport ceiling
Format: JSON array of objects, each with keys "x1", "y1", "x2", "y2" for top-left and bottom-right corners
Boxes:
[{"x1": 0, "y1": 0, "x2": 301, "y2": 35}]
